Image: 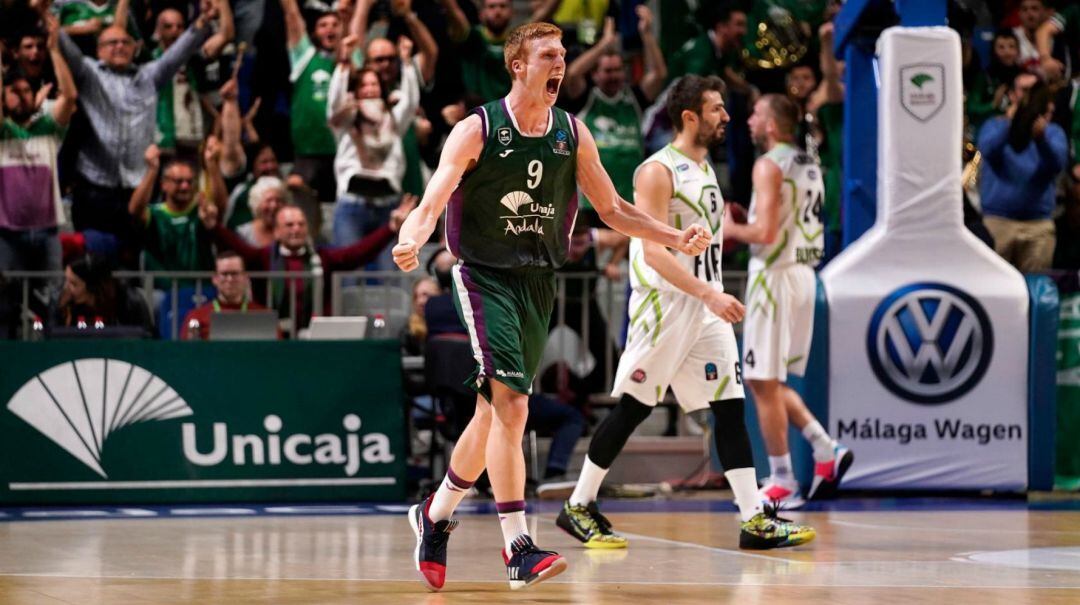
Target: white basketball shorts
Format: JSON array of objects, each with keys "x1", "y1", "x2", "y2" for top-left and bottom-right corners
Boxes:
[
  {"x1": 742, "y1": 264, "x2": 816, "y2": 381},
  {"x1": 612, "y1": 288, "x2": 744, "y2": 412}
]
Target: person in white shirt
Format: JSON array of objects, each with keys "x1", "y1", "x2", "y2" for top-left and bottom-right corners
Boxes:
[{"x1": 327, "y1": 34, "x2": 420, "y2": 259}]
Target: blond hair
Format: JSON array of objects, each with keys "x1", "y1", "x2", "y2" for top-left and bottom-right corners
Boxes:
[{"x1": 503, "y1": 22, "x2": 563, "y2": 78}]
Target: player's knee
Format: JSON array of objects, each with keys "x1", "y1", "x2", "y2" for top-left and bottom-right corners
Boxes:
[
  {"x1": 588, "y1": 395, "x2": 653, "y2": 468},
  {"x1": 492, "y1": 392, "x2": 529, "y2": 427},
  {"x1": 612, "y1": 394, "x2": 654, "y2": 426},
  {"x1": 747, "y1": 379, "x2": 780, "y2": 402},
  {"x1": 709, "y1": 397, "x2": 745, "y2": 426}
]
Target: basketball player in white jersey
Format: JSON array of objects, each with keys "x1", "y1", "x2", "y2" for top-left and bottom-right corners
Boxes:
[
  {"x1": 557, "y1": 76, "x2": 815, "y2": 550},
  {"x1": 725, "y1": 94, "x2": 853, "y2": 508}
]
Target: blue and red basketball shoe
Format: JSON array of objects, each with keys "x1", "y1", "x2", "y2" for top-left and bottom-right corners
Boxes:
[
  {"x1": 409, "y1": 495, "x2": 458, "y2": 591},
  {"x1": 502, "y1": 534, "x2": 568, "y2": 590}
]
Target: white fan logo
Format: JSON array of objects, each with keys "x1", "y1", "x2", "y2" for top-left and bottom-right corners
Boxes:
[
  {"x1": 500, "y1": 190, "x2": 535, "y2": 215},
  {"x1": 6, "y1": 359, "x2": 192, "y2": 478}
]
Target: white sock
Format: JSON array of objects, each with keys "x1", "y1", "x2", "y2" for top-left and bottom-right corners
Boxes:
[
  {"x1": 569, "y1": 455, "x2": 609, "y2": 506},
  {"x1": 768, "y1": 454, "x2": 794, "y2": 483},
  {"x1": 725, "y1": 467, "x2": 764, "y2": 522},
  {"x1": 499, "y1": 511, "x2": 529, "y2": 554},
  {"x1": 428, "y1": 470, "x2": 473, "y2": 521},
  {"x1": 802, "y1": 421, "x2": 838, "y2": 463}
]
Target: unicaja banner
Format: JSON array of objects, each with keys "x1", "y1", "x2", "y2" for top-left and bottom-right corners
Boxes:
[
  {"x1": 820, "y1": 27, "x2": 1030, "y2": 490},
  {"x1": 0, "y1": 341, "x2": 405, "y2": 504}
]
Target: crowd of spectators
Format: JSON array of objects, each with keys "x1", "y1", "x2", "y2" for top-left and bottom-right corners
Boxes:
[{"x1": 1, "y1": 0, "x2": 1079, "y2": 339}]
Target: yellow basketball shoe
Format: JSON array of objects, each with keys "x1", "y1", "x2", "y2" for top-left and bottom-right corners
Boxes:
[
  {"x1": 556, "y1": 500, "x2": 628, "y2": 549},
  {"x1": 739, "y1": 504, "x2": 816, "y2": 550}
]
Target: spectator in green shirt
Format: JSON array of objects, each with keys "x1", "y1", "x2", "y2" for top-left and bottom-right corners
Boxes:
[
  {"x1": 667, "y1": 4, "x2": 748, "y2": 91},
  {"x1": 152, "y1": 0, "x2": 235, "y2": 154},
  {"x1": 439, "y1": 0, "x2": 512, "y2": 106},
  {"x1": 128, "y1": 139, "x2": 228, "y2": 287},
  {"x1": 281, "y1": 0, "x2": 350, "y2": 202}
]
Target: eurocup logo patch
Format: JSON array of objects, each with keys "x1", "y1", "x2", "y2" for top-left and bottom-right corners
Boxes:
[
  {"x1": 867, "y1": 283, "x2": 993, "y2": 405},
  {"x1": 6, "y1": 359, "x2": 192, "y2": 477},
  {"x1": 552, "y1": 128, "x2": 571, "y2": 155}
]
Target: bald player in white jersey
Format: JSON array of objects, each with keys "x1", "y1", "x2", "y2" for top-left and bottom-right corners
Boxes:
[
  {"x1": 557, "y1": 76, "x2": 815, "y2": 551},
  {"x1": 725, "y1": 94, "x2": 853, "y2": 509}
]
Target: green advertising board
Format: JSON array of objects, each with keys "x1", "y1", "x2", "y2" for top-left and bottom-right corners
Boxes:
[
  {"x1": 0, "y1": 340, "x2": 405, "y2": 504},
  {"x1": 1058, "y1": 294, "x2": 1080, "y2": 490}
]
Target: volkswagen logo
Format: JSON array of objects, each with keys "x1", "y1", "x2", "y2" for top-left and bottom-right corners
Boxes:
[{"x1": 866, "y1": 283, "x2": 993, "y2": 405}]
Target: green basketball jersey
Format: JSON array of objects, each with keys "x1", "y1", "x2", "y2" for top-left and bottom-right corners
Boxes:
[
  {"x1": 144, "y1": 202, "x2": 214, "y2": 287},
  {"x1": 288, "y1": 35, "x2": 337, "y2": 157},
  {"x1": 445, "y1": 99, "x2": 580, "y2": 270},
  {"x1": 579, "y1": 87, "x2": 643, "y2": 206}
]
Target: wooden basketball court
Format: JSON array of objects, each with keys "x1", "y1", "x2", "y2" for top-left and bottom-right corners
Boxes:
[{"x1": 0, "y1": 501, "x2": 1077, "y2": 604}]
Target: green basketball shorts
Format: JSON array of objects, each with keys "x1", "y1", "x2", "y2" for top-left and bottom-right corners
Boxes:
[{"x1": 450, "y1": 263, "x2": 556, "y2": 400}]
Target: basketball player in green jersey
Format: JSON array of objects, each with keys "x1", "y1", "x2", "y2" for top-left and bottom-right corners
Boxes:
[
  {"x1": 394, "y1": 22, "x2": 710, "y2": 592},
  {"x1": 725, "y1": 95, "x2": 853, "y2": 509}
]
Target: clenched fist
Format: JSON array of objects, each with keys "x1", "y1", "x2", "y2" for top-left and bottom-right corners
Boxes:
[
  {"x1": 393, "y1": 239, "x2": 421, "y2": 272},
  {"x1": 677, "y1": 224, "x2": 711, "y2": 256}
]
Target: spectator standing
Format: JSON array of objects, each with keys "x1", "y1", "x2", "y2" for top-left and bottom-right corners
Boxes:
[
  {"x1": 438, "y1": 0, "x2": 512, "y2": 106},
  {"x1": 10, "y1": 29, "x2": 56, "y2": 95},
  {"x1": 0, "y1": 11, "x2": 78, "y2": 337},
  {"x1": 58, "y1": 2, "x2": 218, "y2": 244},
  {"x1": 128, "y1": 139, "x2": 228, "y2": 284},
  {"x1": 1036, "y1": 0, "x2": 1080, "y2": 83},
  {"x1": 281, "y1": 0, "x2": 352, "y2": 202},
  {"x1": 564, "y1": 8, "x2": 665, "y2": 209},
  {"x1": 181, "y1": 250, "x2": 271, "y2": 339},
  {"x1": 977, "y1": 77, "x2": 1067, "y2": 272},
  {"x1": 152, "y1": 0, "x2": 235, "y2": 154},
  {"x1": 327, "y1": 35, "x2": 419, "y2": 250},
  {"x1": 1014, "y1": 0, "x2": 1052, "y2": 74},
  {"x1": 53, "y1": 0, "x2": 137, "y2": 55}
]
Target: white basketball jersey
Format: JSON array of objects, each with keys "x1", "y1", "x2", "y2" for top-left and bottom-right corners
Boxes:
[
  {"x1": 629, "y1": 144, "x2": 725, "y2": 293},
  {"x1": 747, "y1": 143, "x2": 825, "y2": 272}
]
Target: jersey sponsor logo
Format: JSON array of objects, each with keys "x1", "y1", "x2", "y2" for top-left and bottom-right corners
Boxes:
[
  {"x1": 866, "y1": 283, "x2": 993, "y2": 405},
  {"x1": 692, "y1": 244, "x2": 722, "y2": 282},
  {"x1": 499, "y1": 149, "x2": 515, "y2": 158},
  {"x1": 498, "y1": 127, "x2": 512, "y2": 145},
  {"x1": 495, "y1": 369, "x2": 525, "y2": 379},
  {"x1": 899, "y1": 64, "x2": 945, "y2": 122},
  {"x1": 500, "y1": 190, "x2": 555, "y2": 236},
  {"x1": 704, "y1": 363, "x2": 718, "y2": 381},
  {"x1": 631, "y1": 369, "x2": 647, "y2": 383},
  {"x1": 552, "y1": 129, "x2": 571, "y2": 155},
  {"x1": 676, "y1": 163, "x2": 690, "y2": 172}
]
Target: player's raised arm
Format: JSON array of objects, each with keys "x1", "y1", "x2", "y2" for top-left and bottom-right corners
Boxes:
[
  {"x1": 392, "y1": 114, "x2": 483, "y2": 271},
  {"x1": 575, "y1": 119, "x2": 709, "y2": 256}
]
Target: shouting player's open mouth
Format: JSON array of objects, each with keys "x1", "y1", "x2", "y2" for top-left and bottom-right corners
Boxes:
[{"x1": 545, "y1": 76, "x2": 562, "y2": 99}]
